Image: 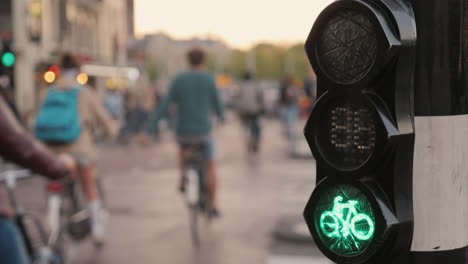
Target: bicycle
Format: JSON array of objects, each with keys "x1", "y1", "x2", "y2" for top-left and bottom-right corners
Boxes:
[
  {"x1": 45, "y1": 176, "x2": 108, "y2": 251},
  {"x1": 319, "y1": 196, "x2": 375, "y2": 241},
  {"x1": 181, "y1": 142, "x2": 212, "y2": 245},
  {"x1": 0, "y1": 168, "x2": 66, "y2": 264}
]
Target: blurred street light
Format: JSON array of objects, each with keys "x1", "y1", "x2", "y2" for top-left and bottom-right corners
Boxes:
[
  {"x1": 44, "y1": 71, "x2": 56, "y2": 83},
  {"x1": 77, "y1": 73, "x2": 88, "y2": 85}
]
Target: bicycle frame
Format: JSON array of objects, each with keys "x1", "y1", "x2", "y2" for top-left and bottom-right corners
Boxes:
[
  {"x1": 0, "y1": 169, "x2": 60, "y2": 264},
  {"x1": 181, "y1": 143, "x2": 210, "y2": 245},
  {"x1": 182, "y1": 143, "x2": 209, "y2": 208},
  {"x1": 46, "y1": 180, "x2": 91, "y2": 243}
]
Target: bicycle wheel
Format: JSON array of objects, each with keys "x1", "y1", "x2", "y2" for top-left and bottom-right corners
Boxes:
[
  {"x1": 186, "y1": 168, "x2": 200, "y2": 206},
  {"x1": 18, "y1": 213, "x2": 64, "y2": 264},
  {"x1": 198, "y1": 166, "x2": 213, "y2": 219},
  {"x1": 350, "y1": 214, "x2": 375, "y2": 241},
  {"x1": 319, "y1": 212, "x2": 340, "y2": 238},
  {"x1": 185, "y1": 167, "x2": 202, "y2": 245},
  {"x1": 45, "y1": 193, "x2": 72, "y2": 264},
  {"x1": 64, "y1": 182, "x2": 91, "y2": 242},
  {"x1": 189, "y1": 205, "x2": 200, "y2": 245}
]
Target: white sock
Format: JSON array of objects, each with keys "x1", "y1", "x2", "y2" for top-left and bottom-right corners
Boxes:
[
  {"x1": 88, "y1": 200, "x2": 106, "y2": 240},
  {"x1": 88, "y1": 200, "x2": 102, "y2": 223}
]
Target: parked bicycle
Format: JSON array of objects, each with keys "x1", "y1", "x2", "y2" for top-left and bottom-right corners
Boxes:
[{"x1": 181, "y1": 142, "x2": 212, "y2": 245}]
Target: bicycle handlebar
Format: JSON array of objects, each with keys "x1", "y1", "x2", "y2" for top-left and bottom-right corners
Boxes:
[{"x1": 0, "y1": 169, "x2": 33, "y2": 189}]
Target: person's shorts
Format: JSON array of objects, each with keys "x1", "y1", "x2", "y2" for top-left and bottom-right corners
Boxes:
[
  {"x1": 46, "y1": 143, "x2": 95, "y2": 168},
  {"x1": 177, "y1": 135, "x2": 215, "y2": 161},
  {"x1": 69, "y1": 152, "x2": 94, "y2": 168}
]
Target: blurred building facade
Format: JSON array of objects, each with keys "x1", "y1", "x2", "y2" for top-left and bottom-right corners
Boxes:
[{"x1": 6, "y1": 0, "x2": 133, "y2": 116}]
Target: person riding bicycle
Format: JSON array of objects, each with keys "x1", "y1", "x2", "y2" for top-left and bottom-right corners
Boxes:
[
  {"x1": 0, "y1": 96, "x2": 74, "y2": 264},
  {"x1": 36, "y1": 54, "x2": 118, "y2": 245},
  {"x1": 235, "y1": 72, "x2": 264, "y2": 154},
  {"x1": 143, "y1": 48, "x2": 225, "y2": 217}
]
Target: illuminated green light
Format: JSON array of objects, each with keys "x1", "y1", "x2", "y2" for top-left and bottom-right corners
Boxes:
[
  {"x1": 1, "y1": 52, "x2": 15, "y2": 67},
  {"x1": 314, "y1": 185, "x2": 375, "y2": 256}
]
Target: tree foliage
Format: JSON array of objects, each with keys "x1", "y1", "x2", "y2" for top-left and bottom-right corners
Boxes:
[{"x1": 226, "y1": 42, "x2": 309, "y2": 81}]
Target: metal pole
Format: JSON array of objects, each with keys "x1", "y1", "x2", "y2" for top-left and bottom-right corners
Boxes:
[
  {"x1": 411, "y1": 0, "x2": 468, "y2": 262},
  {"x1": 12, "y1": 0, "x2": 37, "y2": 115}
]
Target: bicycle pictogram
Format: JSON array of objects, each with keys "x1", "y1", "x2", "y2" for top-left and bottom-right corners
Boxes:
[{"x1": 319, "y1": 196, "x2": 375, "y2": 241}]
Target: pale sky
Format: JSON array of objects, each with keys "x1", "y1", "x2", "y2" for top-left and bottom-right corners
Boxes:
[{"x1": 135, "y1": 0, "x2": 334, "y2": 49}]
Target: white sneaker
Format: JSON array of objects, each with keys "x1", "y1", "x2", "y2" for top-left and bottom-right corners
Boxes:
[{"x1": 88, "y1": 201, "x2": 108, "y2": 247}]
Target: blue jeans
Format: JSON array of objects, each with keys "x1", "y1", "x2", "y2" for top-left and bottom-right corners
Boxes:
[
  {"x1": 0, "y1": 218, "x2": 29, "y2": 264},
  {"x1": 178, "y1": 135, "x2": 215, "y2": 161}
]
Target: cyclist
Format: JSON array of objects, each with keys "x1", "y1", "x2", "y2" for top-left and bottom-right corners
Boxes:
[
  {"x1": 143, "y1": 48, "x2": 225, "y2": 217},
  {"x1": 36, "y1": 54, "x2": 118, "y2": 245},
  {"x1": 235, "y1": 72, "x2": 264, "y2": 154},
  {"x1": 0, "y1": 96, "x2": 74, "y2": 264}
]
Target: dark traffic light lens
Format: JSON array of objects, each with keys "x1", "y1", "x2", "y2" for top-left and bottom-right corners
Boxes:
[
  {"x1": 314, "y1": 184, "x2": 375, "y2": 256},
  {"x1": 316, "y1": 99, "x2": 377, "y2": 171},
  {"x1": 316, "y1": 10, "x2": 378, "y2": 84}
]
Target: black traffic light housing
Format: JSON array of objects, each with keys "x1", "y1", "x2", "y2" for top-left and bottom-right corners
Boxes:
[{"x1": 303, "y1": 0, "x2": 416, "y2": 263}]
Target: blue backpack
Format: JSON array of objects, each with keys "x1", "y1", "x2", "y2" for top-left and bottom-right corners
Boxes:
[{"x1": 35, "y1": 87, "x2": 82, "y2": 144}]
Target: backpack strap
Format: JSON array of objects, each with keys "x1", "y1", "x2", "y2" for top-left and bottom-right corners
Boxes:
[{"x1": 69, "y1": 86, "x2": 82, "y2": 96}]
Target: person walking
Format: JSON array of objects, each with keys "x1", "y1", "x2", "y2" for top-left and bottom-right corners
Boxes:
[
  {"x1": 235, "y1": 72, "x2": 264, "y2": 154},
  {"x1": 103, "y1": 88, "x2": 124, "y2": 121}
]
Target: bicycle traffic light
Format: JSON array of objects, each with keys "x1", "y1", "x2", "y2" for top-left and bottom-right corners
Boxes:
[{"x1": 303, "y1": 0, "x2": 416, "y2": 263}]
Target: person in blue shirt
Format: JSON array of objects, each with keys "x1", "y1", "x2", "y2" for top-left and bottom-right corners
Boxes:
[{"x1": 144, "y1": 48, "x2": 225, "y2": 216}]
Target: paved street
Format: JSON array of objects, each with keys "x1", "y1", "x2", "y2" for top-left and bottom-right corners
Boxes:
[{"x1": 16, "y1": 118, "x2": 330, "y2": 264}]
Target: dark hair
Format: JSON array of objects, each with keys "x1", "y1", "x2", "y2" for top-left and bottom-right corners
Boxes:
[
  {"x1": 60, "y1": 53, "x2": 80, "y2": 70},
  {"x1": 187, "y1": 48, "x2": 205, "y2": 67},
  {"x1": 243, "y1": 71, "x2": 253, "y2": 81}
]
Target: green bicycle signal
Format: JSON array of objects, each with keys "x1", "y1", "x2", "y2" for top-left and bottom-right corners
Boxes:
[
  {"x1": 313, "y1": 184, "x2": 376, "y2": 256},
  {"x1": 320, "y1": 196, "x2": 375, "y2": 241}
]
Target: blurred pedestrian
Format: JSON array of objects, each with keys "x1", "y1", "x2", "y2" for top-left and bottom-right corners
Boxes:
[
  {"x1": 35, "y1": 53, "x2": 118, "y2": 245},
  {"x1": 235, "y1": 72, "x2": 264, "y2": 154},
  {"x1": 279, "y1": 75, "x2": 299, "y2": 154},
  {"x1": 303, "y1": 67, "x2": 317, "y2": 112},
  {"x1": 134, "y1": 75, "x2": 156, "y2": 142},
  {"x1": 142, "y1": 48, "x2": 225, "y2": 217},
  {"x1": 118, "y1": 87, "x2": 138, "y2": 144},
  {"x1": 103, "y1": 88, "x2": 124, "y2": 121}
]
